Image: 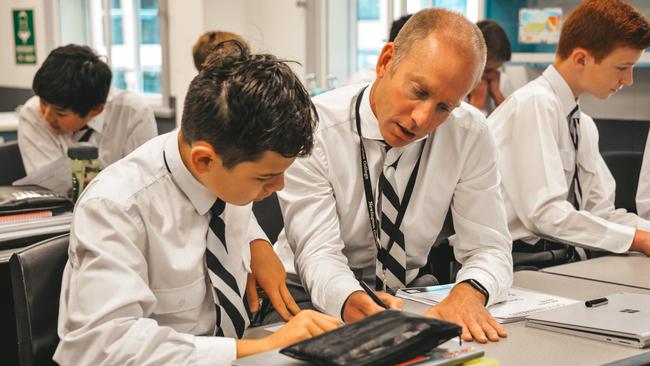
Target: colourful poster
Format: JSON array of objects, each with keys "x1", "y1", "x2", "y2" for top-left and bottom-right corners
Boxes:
[
  {"x1": 518, "y1": 8, "x2": 562, "y2": 45},
  {"x1": 13, "y1": 9, "x2": 36, "y2": 65}
]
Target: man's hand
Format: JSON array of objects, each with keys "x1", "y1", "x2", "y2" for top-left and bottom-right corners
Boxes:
[
  {"x1": 342, "y1": 290, "x2": 403, "y2": 323},
  {"x1": 246, "y1": 240, "x2": 300, "y2": 321},
  {"x1": 236, "y1": 310, "x2": 340, "y2": 358},
  {"x1": 423, "y1": 282, "x2": 506, "y2": 343}
]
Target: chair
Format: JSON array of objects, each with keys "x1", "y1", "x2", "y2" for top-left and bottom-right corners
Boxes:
[
  {"x1": 252, "y1": 192, "x2": 284, "y2": 243},
  {"x1": 601, "y1": 150, "x2": 643, "y2": 214},
  {"x1": 10, "y1": 234, "x2": 69, "y2": 366},
  {"x1": 0, "y1": 141, "x2": 26, "y2": 185}
]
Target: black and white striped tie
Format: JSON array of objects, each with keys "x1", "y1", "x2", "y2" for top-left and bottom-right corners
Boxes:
[
  {"x1": 567, "y1": 105, "x2": 582, "y2": 210},
  {"x1": 76, "y1": 125, "x2": 94, "y2": 142},
  {"x1": 205, "y1": 199, "x2": 249, "y2": 338},
  {"x1": 375, "y1": 146, "x2": 407, "y2": 291}
]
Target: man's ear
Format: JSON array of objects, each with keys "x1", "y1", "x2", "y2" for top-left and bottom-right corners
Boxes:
[
  {"x1": 375, "y1": 43, "x2": 396, "y2": 79},
  {"x1": 190, "y1": 141, "x2": 221, "y2": 175},
  {"x1": 88, "y1": 104, "x2": 105, "y2": 119}
]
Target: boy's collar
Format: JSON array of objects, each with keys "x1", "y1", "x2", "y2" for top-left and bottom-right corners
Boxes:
[{"x1": 542, "y1": 65, "x2": 579, "y2": 117}]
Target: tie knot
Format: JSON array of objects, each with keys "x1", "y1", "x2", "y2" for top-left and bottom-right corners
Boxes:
[
  {"x1": 568, "y1": 105, "x2": 580, "y2": 121},
  {"x1": 210, "y1": 199, "x2": 226, "y2": 217}
]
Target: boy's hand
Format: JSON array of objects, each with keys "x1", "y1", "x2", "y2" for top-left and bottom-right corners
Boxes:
[
  {"x1": 264, "y1": 310, "x2": 340, "y2": 349},
  {"x1": 247, "y1": 240, "x2": 300, "y2": 321}
]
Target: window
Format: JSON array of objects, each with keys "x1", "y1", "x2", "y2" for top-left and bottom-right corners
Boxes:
[{"x1": 58, "y1": 0, "x2": 169, "y2": 107}]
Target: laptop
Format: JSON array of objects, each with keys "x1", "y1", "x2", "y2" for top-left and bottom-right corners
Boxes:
[{"x1": 526, "y1": 292, "x2": 650, "y2": 348}]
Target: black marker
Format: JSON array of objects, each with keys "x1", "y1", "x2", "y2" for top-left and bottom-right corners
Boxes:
[
  {"x1": 359, "y1": 280, "x2": 388, "y2": 309},
  {"x1": 585, "y1": 297, "x2": 608, "y2": 308}
]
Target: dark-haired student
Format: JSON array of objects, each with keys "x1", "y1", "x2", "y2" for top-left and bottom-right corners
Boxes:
[
  {"x1": 18, "y1": 44, "x2": 157, "y2": 180},
  {"x1": 489, "y1": 0, "x2": 650, "y2": 258},
  {"x1": 53, "y1": 41, "x2": 339, "y2": 366}
]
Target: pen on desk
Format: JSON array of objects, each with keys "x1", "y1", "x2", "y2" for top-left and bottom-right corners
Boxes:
[
  {"x1": 359, "y1": 280, "x2": 388, "y2": 309},
  {"x1": 585, "y1": 297, "x2": 608, "y2": 308}
]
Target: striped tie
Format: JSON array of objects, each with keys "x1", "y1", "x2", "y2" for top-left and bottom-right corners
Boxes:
[
  {"x1": 205, "y1": 199, "x2": 249, "y2": 338},
  {"x1": 566, "y1": 105, "x2": 587, "y2": 261},
  {"x1": 567, "y1": 105, "x2": 582, "y2": 210},
  {"x1": 76, "y1": 125, "x2": 94, "y2": 142},
  {"x1": 375, "y1": 146, "x2": 407, "y2": 291}
]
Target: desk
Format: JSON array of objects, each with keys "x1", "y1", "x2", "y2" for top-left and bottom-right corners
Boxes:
[
  {"x1": 542, "y1": 254, "x2": 650, "y2": 290},
  {"x1": 237, "y1": 271, "x2": 650, "y2": 366}
]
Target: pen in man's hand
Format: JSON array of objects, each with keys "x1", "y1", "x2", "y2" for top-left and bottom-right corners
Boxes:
[{"x1": 359, "y1": 280, "x2": 388, "y2": 309}]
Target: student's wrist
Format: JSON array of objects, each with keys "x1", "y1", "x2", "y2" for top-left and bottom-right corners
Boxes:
[{"x1": 235, "y1": 338, "x2": 273, "y2": 358}]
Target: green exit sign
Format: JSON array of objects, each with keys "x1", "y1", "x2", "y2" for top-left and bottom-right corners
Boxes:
[{"x1": 13, "y1": 9, "x2": 36, "y2": 65}]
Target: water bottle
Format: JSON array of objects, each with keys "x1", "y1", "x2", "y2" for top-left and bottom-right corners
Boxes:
[{"x1": 67, "y1": 143, "x2": 100, "y2": 203}]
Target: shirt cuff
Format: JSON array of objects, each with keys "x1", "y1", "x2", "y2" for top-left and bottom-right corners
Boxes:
[
  {"x1": 193, "y1": 335, "x2": 237, "y2": 366},
  {"x1": 601, "y1": 224, "x2": 635, "y2": 253},
  {"x1": 317, "y1": 279, "x2": 364, "y2": 323}
]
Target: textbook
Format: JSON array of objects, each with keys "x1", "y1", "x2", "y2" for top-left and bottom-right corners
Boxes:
[{"x1": 396, "y1": 284, "x2": 577, "y2": 323}]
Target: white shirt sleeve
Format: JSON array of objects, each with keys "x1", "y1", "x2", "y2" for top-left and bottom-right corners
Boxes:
[
  {"x1": 17, "y1": 102, "x2": 64, "y2": 174},
  {"x1": 449, "y1": 124, "x2": 513, "y2": 306},
  {"x1": 278, "y1": 140, "x2": 363, "y2": 321},
  {"x1": 492, "y1": 96, "x2": 635, "y2": 253},
  {"x1": 122, "y1": 105, "x2": 158, "y2": 156},
  {"x1": 637, "y1": 132, "x2": 650, "y2": 219},
  {"x1": 54, "y1": 198, "x2": 237, "y2": 366}
]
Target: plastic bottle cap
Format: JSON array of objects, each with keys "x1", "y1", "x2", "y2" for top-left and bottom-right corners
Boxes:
[{"x1": 67, "y1": 143, "x2": 99, "y2": 160}]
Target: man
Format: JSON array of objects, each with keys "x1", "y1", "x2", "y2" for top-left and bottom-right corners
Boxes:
[
  {"x1": 54, "y1": 41, "x2": 339, "y2": 366},
  {"x1": 275, "y1": 9, "x2": 513, "y2": 343},
  {"x1": 488, "y1": 0, "x2": 650, "y2": 260},
  {"x1": 468, "y1": 20, "x2": 513, "y2": 115},
  {"x1": 18, "y1": 45, "x2": 157, "y2": 188}
]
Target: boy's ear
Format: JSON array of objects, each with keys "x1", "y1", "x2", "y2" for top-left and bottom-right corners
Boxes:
[
  {"x1": 570, "y1": 48, "x2": 590, "y2": 69},
  {"x1": 88, "y1": 104, "x2": 105, "y2": 118},
  {"x1": 190, "y1": 141, "x2": 221, "y2": 174}
]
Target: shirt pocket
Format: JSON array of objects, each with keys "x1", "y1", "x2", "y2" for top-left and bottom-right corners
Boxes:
[{"x1": 151, "y1": 276, "x2": 207, "y2": 315}]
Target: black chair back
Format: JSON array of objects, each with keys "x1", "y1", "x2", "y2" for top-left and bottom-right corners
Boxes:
[
  {"x1": 252, "y1": 192, "x2": 284, "y2": 243},
  {"x1": 0, "y1": 141, "x2": 26, "y2": 185},
  {"x1": 601, "y1": 151, "x2": 643, "y2": 213},
  {"x1": 9, "y1": 234, "x2": 69, "y2": 366}
]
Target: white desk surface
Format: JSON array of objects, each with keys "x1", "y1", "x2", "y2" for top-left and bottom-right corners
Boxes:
[
  {"x1": 542, "y1": 254, "x2": 650, "y2": 290},
  {"x1": 237, "y1": 271, "x2": 650, "y2": 366},
  {"x1": 0, "y1": 112, "x2": 18, "y2": 132}
]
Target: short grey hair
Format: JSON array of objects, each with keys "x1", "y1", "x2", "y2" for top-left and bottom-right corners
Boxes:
[{"x1": 392, "y1": 8, "x2": 487, "y2": 85}]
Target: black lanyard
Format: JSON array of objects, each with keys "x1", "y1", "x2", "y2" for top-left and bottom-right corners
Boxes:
[{"x1": 354, "y1": 86, "x2": 425, "y2": 267}]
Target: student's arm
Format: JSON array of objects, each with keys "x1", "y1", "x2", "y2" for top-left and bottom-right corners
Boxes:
[
  {"x1": 425, "y1": 120, "x2": 512, "y2": 343},
  {"x1": 636, "y1": 132, "x2": 650, "y2": 219},
  {"x1": 489, "y1": 96, "x2": 635, "y2": 253},
  {"x1": 277, "y1": 138, "x2": 383, "y2": 322},
  {"x1": 17, "y1": 103, "x2": 64, "y2": 174},
  {"x1": 55, "y1": 198, "x2": 238, "y2": 366}
]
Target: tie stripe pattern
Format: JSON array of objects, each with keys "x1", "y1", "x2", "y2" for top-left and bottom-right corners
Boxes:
[
  {"x1": 375, "y1": 147, "x2": 407, "y2": 291},
  {"x1": 206, "y1": 199, "x2": 249, "y2": 338},
  {"x1": 567, "y1": 105, "x2": 582, "y2": 210}
]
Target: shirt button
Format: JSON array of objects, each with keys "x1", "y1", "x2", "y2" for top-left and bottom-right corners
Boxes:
[{"x1": 178, "y1": 299, "x2": 186, "y2": 307}]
